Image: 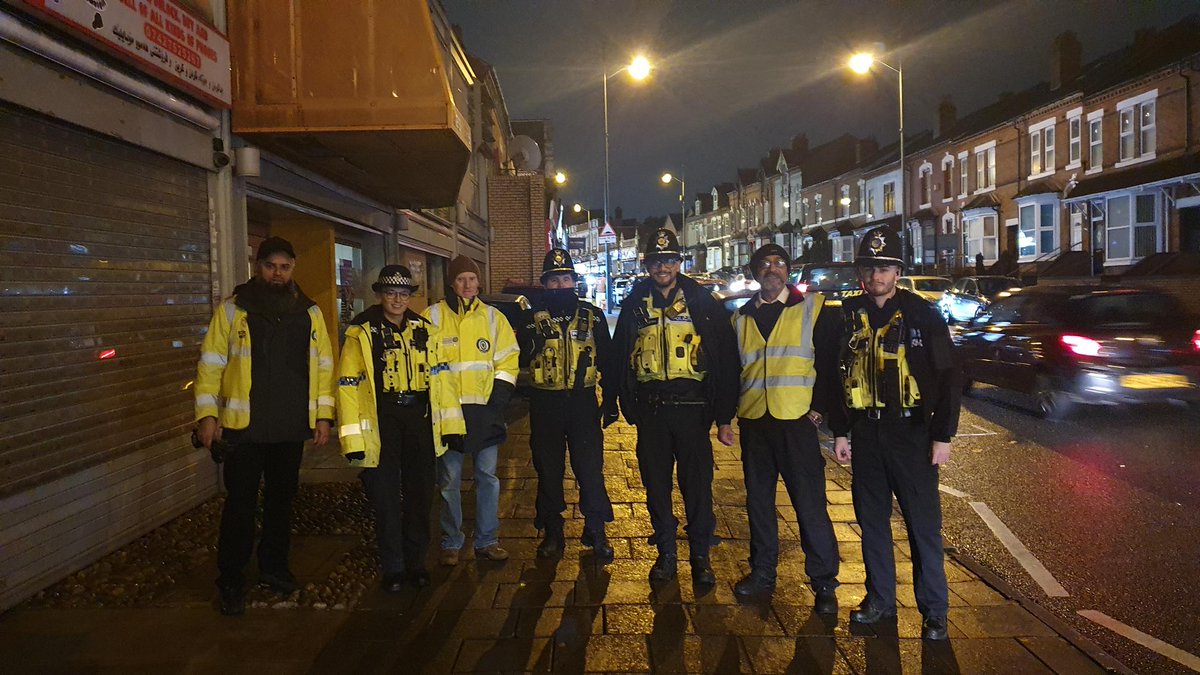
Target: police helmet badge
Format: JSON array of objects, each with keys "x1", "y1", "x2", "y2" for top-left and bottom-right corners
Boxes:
[
  {"x1": 869, "y1": 231, "x2": 886, "y2": 256},
  {"x1": 476, "y1": 338, "x2": 491, "y2": 353},
  {"x1": 656, "y1": 232, "x2": 670, "y2": 251}
]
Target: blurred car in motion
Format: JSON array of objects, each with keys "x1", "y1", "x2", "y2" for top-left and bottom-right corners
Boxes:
[
  {"x1": 690, "y1": 275, "x2": 729, "y2": 295},
  {"x1": 954, "y1": 286, "x2": 1200, "y2": 419},
  {"x1": 897, "y1": 275, "x2": 952, "y2": 303},
  {"x1": 797, "y1": 262, "x2": 861, "y2": 307},
  {"x1": 718, "y1": 288, "x2": 757, "y2": 315},
  {"x1": 938, "y1": 275, "x2": 1023, "y2": 323}
]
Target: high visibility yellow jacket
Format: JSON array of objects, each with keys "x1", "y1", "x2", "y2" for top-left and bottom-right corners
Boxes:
[
  {"x1": 733, "y1": 292, "x2": 824, "y2": 420},
  {"x1": 336, "y1": 308, "x2": 465, "y2": 464},
  {"x1": 194, "y1": 298, "x2": 335, "y2": 428},
  {"x1": 422, "y1": 298, "x2": 520, "y2": 404}
]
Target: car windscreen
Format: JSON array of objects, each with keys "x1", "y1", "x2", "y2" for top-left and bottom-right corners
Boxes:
[
  {"x1": 1073, "y1": 292, "x2": 1184, "y2": 326},
  {"x1": 914, "y1": 278, "x2": 951, "y2": 292},
  {"x1": 804, "y1": 267, "x2": 860, "y2": 291},
  {"x1": 976, "y1": 278, "x2": 1019, "y2": 296}
]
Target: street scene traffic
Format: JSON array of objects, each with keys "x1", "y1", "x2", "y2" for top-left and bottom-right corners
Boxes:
[{"x1": 2, "y1": 0, "x2": 1199, "y2": 673}]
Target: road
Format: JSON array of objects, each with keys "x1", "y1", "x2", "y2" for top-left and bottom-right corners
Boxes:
[{"x1": 937, "y1": 384, "x2": 1200, "y2": 674}]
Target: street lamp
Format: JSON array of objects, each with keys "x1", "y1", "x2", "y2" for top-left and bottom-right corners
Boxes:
[
  {"x1": 554, "y1": 171, "x2": 567, "y2": 185},
  {"x1": 602, "y1": 54, "x2": 652, "y2": 311},
  {"x1": 849, "y1": 50, "x2": 907, "y2": 266},
  {"x1": 660, "y1": 172, "x2": 686, "y2": 230}
]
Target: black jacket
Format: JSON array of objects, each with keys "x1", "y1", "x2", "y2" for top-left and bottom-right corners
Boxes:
[
  {"x1": 828, "y1": 288, "x2": 961, "y2": 442},
  {"x1": 613, "y1": 274, "x2": 740, "y2": 426},
  {"x1": 516, "y1": 297, "x2": 616, "y2": 408},
  {"x1": 735, "y1": 285, "x2": 842, "y2": 419}
]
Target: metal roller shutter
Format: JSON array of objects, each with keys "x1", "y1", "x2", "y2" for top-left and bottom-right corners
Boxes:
[{"x1": 0, "y1": 103, "x2": 211, "y2": 498}]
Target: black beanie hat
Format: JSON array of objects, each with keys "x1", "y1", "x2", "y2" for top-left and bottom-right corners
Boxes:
[
  {"x1": 748, "y1": 243, "x2": 791, "y2": 279},
  {"x1": 256, "y1": 236, "x2": 295, "y2": 261}
]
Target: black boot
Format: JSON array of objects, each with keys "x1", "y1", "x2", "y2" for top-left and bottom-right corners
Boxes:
[
  {"x1": 814, "y1": 587, "x2": 838, "y2": 615},
  {"x1": 581, "y1": 526, "x2": 614, "y2": 560},
  {"x1": 922, "y1": 615, "x2": 949, "y2": 640},
  {"x1": 218, "y1": 585, "x2": 246, "y2": 616},
  {"x1": 649, "y1": 552, "x2": 678, "y2": 582},
  {"x1": 850, "y1": 599, "x2": 897, "y2": 624},
  {"x1": 733, "y1": 570, "x2": 776, "y2": 597},
  {"x1": 537, "y1": 528, "x2": 565, "y2": 559},
  {"x1": 258, "y1": 569, "x2": 298, "y2": 595},
  {"x1": 689, "y1": 556, "x2": 716, "y2": 586}
]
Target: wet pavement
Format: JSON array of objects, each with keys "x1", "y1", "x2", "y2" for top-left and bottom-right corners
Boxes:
[{"x1": 0, "y1": 400, "x2": 1121, "y2": 673}]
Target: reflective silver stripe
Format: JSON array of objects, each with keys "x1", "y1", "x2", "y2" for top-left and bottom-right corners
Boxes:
[
  {"x1": 487, "y1": 307, "x2": 499, "y2": 339},
  {"x1": 765, "y1": 345, "x2": 813, "y2": 359},
  {"x1": 229, "y1": 347, "x2": 252, "y2": 359},
  {"x1": 741, "y1": 377, "x2": 765, "y2": 393},
  {"x1": 318, "y1": 395, "x2": 335, "y2": 408},
  {"x1": 740, "y1": 350, "x2": 765, "y2": 366},
  {"x1": 226, "y1": 398, "x2": 250, "y2": 411},
  {"x1": 461, "y1": 394, "x2": 488, "y2": 405},
  {"x1": 318, "y1": 357, "x2": 334, "y2": 369},
  {"x1": 764, "y1": 375, "x2": 816, "y2": 387},
  {"x1": 433, "y1": 408, "x2": 464, "y2": 423},
  {"x1": 340, "y1": 423, "x2": 361, "y2": 436},
  {"x1": 200, "y1": 351, "x2": 227, "y2": 366},
  {"x1": 450, "y1": 361, "x2": 492, "y2": 372},
  {"x1": 495, "y1": 371, "x2": 517, "y2": 385},
  {"x1": 494, "y1": 344, "x2": 520, "y2": 361},
  {"x1": 196, "y1": 393, "x2": 219, "y2": 408},
  {"x1": 427, "y1": 304, "x2": 441, "y2": 325},
  {"x1": 224, "y1": 300, "x2": 236, "y2": 325}
]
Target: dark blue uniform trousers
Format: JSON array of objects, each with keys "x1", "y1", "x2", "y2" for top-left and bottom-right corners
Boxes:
[
  {"x1": 634, "y1": 403, "x2": 716, "y2": 557},
  {"x1": 850, "y1": 416, "x2": 949, "y2": 617},
  {"x1": 528, "y1": 388, "x2": 614, "y2": 533},
  {"x1": 360, "y1": 402, "x2": 436, "y2": 576}
]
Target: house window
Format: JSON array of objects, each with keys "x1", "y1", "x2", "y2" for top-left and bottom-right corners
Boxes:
[
  {"x1": 975, "y1": 145, "x2": 996, "y2": 190},
  {"x1": 815, "y1": 199, "x2": 822, "y2": 223},
  {"x1": 1029, "y1": 120, "x2": 1055, "y2": 176},
  {"x1": 883, "y1": 182, "x2": 895, "y2": 213},
  {"x1": 958, "y1": 152, "x2": 968, "y2": 197},
  {"x1": 866, "y1": 187, "x2": 875, "y2": 216},
  {"x1": 858, "y1": 181, "x2": 866, "y2": 214},
  {"x1": 1105, "y1": 193, "x2": 1159, "y2": 262},
  {"x1": 1068, "y1": 115, "x2": 1082, "y2": 167},
  {"x1": 833, "y1": 234, "x2": 855, "y2": 262},
  {"x1": 964, "y1": 214, "x2": 998, "y2": 262},
  {"x1": 1088, "y1": 115, "x2": 1103, "y2": 171},
  {"x1": 1017, "y1": 200, "x2": 1058, "y2": 259},
  {"x1": 919, "y1": 166, "x2": 932, "y2": 207},
  {"x1": 840, "y1": 185, "x2": 850, "y2": 217},
  {"x1": 1118, "y1": 92, "x2": 1156, "y2": 164},
  {"x1": 941, "y1": 157, "x2": 953, "y2": 201}
]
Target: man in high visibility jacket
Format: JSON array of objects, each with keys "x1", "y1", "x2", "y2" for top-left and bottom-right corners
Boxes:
[
  {"x1": 515, "y1": 248, "x2": 616, "y2": 560},
  {"x1": 337, "y1": 266, "x2": 465, "y2": 591},
  {"x1": 422, "y1": 255, "x2": 520, "y2": 565},
  {"x1": 831, "y1": 226, "x2": 960, "y2": 641},
  {"x1": 194, "y1": 237, "x2": 335, "y2": 616},
  {"x1": 613, "y1": 228, "x2": 740, "y2": 587},
  {"x1": 730, "y1": 244, "x2": 842, "y2": 609}
]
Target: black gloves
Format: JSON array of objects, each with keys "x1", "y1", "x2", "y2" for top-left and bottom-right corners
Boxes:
[
  {"x1": 600, "y1": 399, "x2": 620, "y2": 428},
  {"x1": 443, "y1": 434, "x2": 465, "y2": 453},
  {"x1": 345, "y1": 451, "x2": 366, "y2": 462}
]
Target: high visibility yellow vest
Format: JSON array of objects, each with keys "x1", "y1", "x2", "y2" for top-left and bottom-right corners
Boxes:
[
  {"x1": 842, "y1": 308, "x2": 922, "y2": 409},
  {"x1": 733, "y1": 294, "x2": 823, "y2": 420},
  {"x1": 529, "y1": 306, "x2": 598, "y2": 391},
  {"x1": 335, "y1": 317, "x2": 465, "y2": 465},
  {"x1": 630, "y1": 290, "x2": 706, "y2": 383},
  {"x1": 194, "y1": 299, "x2": 335, "y2": 429},
  {"x1": 422, "y1": 298, "x2": 520, "y2": 405}
]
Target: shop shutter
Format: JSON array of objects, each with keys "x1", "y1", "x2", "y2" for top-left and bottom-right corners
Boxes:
[{"x1": 0, "y1": 103, "x2": 211, "y2": 497}]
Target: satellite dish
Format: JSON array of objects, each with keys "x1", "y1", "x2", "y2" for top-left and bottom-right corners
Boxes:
[{"x1": 510, "y1": 135, "x2": 542, "y2": 171}]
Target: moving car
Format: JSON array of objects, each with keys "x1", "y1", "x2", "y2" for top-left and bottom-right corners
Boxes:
[
  {"x1": 897, "y1": 275, "x2": 952, "y2": 303},
  {"x1": 797, "y1": 262, "x2": 861, "y2": 307},
  {"x1": 955, "y1": 286, "x2": 1200, "y2": 419},
  {"x1": 690, "y1": 275, "x2": 729, "y2": 295},
  {"x1": 938, "y1": 275, "x2": 1023, "y2": 324}
]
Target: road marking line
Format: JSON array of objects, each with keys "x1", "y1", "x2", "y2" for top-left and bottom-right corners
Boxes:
[
  {"x1": 969, "y1": 501, "x2": 1069, "y2": 597},
  {"x1": 939, "y1": 484, "x2": 969, "y2": 498},
  {"x1": 1079, "y1": 610, "x2": 1200, "y2": 672}
]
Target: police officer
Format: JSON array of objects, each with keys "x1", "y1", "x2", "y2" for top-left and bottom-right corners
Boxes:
[
  {"x1": 614, "y1": 229, "x2": 740, "y2": 586},
  {"x1": 516, "y1": 249, "x2": 616, "y2": 560},
  {"x1": 830, "y1": 227, "x2": 961, "y2": 641},
  {"x1": 731, "y1": 244, "x2": 841, "y2": 610},
  {"x1": 336, "y1": 266, "x2": 465, "y2": 591}
]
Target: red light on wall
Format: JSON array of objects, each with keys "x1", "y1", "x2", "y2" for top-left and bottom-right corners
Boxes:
[
  {"x1": 1192, "y1": 330, "x2": 1200, "y2": 352},
  {"x1": 98, "y1": 349, "x2": 117, "y2": 360},
  {"x1": 1061, "y1": 335, "x2": 1101, "y2": 357}
]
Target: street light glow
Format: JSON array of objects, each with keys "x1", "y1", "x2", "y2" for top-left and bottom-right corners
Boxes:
[
  {"x1": 849, "y1": 52, "x2": 874, "y2": 74},
  {"x1": 661, "y1": 172, "x2": 673, "y2": 184},
  {"x1": 628, "y1": 55, "x2": 651, "y2": 80},
  {"x1": 573, "y1": 203, "x2": 583, "y2": 213},
  {"x1": 554, "y1": 171, "x2": 567, "y2": 185}
]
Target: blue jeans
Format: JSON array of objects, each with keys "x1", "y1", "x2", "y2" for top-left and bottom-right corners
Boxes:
[{"x1": 438, "y1": 444, "x2": 500, "y2": 550}]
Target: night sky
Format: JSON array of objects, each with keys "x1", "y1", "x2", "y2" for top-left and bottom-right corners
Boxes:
[{"x1": 444, "y1": 1, "x2": 1197, "y2": 221}]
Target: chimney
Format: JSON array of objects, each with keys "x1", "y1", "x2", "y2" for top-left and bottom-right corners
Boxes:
[
  {"x1": 791, "y1": 133, "x2": 809, "y2": 155},
  {"x1": 613, "y1": 206, "x2": 623, "y2": 224},
  {"x1": 855, "y1": 138, "x2": 879, "y2": 164},
  {"x1": 937, "y1": 97, "x2": 957, "y2": 138},
  {"x1": 1051, "y1": 31, "x2": 1082, "y2": 90}
]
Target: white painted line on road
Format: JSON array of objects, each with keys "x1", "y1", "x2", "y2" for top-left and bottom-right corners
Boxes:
[
  {"x1": 956, "y1": 421, "x2": 999, "y2": 437},
  {"x1": 1079, "y1": 610, "x2": 1200, "y2": 672},
  {"x1": 969, "y1": 501, "x2": 1069, "y2": 597},
  {"x1": 939, "y1": 484, "x2": 969, "y2": 498}
]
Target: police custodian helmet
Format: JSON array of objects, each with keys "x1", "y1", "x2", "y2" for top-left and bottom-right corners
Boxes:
[
  {"x1": 854, "y1": 226, "x2": 905, "y2": 268},
  {"x1": 643, "y1": 228, "x2": 682, "y2": 261},
  {"x1": 540, "y1": 248, "x2": 577, "y2": 282}
]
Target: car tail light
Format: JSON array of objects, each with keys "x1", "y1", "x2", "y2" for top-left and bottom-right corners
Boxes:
[
  {"x1": 1193, "y1": 329, "x2": 1200, "y2": 352},
  {"x1": 1061, "y1": 334, "x2": 1102, "y2": 357},
  {"x1": 796, "y1": 282, "x2": 809, "y2": 294}
]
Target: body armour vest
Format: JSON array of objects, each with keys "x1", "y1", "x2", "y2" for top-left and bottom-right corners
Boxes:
[
  {"x1": 841, "y1": 307, "x2": 921, "y2": 409},
  {"x1": 376, "y1": 317, "x2": 431, "y2": 393},
  {"x1": 630, "y1": 289, "x2": 706, "y2": 383},
  {"x1": 529, "y1": 305, "x2": 598, "y2": 391}
]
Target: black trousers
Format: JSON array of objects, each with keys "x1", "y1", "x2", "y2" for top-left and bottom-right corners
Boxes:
[
  {"x1": 635, "y1": 403, "x2": 715, "y2": 557},
  {"x1": 850, "y1": 416, "x2": 949, "y2": 617},
  {"x1": 217, "y1": 441, "x2": 304, "y2": 588},
  {"x1": 528, "y1": 389, "x2": 614, "y2": 532},
  {"x1": 740, "y1": 416, "x2": 839, "y2": 591},
  {"x1": 360, "y1": 403, "x2": 436, "y2": 575}
]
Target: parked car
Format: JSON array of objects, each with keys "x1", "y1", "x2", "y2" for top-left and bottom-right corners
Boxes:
[
  {"x1": 501, "y1": 284, "x2": 544, "y2": 308},
  {"x1": 690, "y1": 275, "x2": 729, "y2": 295},
  {"x1": 718, "y1": 288, "x2": 757, "y2": 314},
  {"x1": 788, "y1": 263, "x2": 807, "y2": 285},
  {"x1": 938, "y1": 275, "x2": 1023, "y2": 324},
  {"x1": 611, "y1": 276, "x2": 634, "y2": 305},
  {"x1": 797, "y1": 262, "x2": 861, "y2": 307},
  {"x1": 897, "y1": 275, "x2": 953, "y2": 303},
  {"x1": 954, "y1": 286, "x2": 1200, "y2": 419}
]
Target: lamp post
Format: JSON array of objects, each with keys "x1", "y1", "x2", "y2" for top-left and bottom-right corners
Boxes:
[
  {"x1": 850, "y1": 51, "x2": 907, "y2": 266},
  {"x1": 602, "y1": 54, "x2": 651, "y2": 311},
  {"x1": 660, "y1": 171, "x2": 686, "y2": 231}
]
